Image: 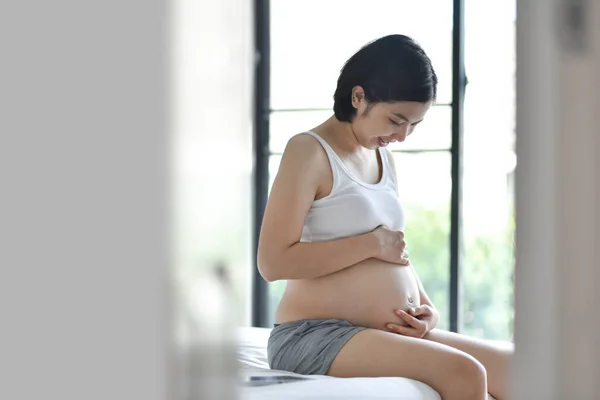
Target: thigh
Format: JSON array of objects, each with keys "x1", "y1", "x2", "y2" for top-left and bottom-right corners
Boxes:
[
  {"x1": 423, "y1": 329, "x2": 513, "y2": 371},
  {"x1": 423, "y1": 329, "x2": 512, "y2": 399},
  {"x1": 327, "y1": 328, "x2": 485, "y2": 396}
]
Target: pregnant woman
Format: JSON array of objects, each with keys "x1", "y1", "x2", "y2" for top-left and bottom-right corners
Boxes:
[{"x1": 257, "y1": 34, "x2": 512, "y2": 400}]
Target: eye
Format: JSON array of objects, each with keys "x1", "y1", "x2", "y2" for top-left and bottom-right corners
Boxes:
[{"x1": 389, "y1": 119, "x2": 400, "y2": 126}]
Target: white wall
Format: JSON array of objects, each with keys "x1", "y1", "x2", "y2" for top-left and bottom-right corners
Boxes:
[
  {"x1": 171, "y1": 0, "x2": 253, "y2": 398},
  {"x1": 512, "y1": 1, "x2": 600, "y2": 398}
]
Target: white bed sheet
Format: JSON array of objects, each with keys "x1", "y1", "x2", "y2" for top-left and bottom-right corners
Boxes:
[{"x1": 237, "y1": 327, "x2": 495, "y2": 400}]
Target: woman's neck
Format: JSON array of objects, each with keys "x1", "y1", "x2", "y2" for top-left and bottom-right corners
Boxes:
[{"x1": 317, "y1": 115, "x2": 363, "y2": 153}]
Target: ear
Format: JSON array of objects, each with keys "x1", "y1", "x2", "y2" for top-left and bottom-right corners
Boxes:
[{"x1": 351, "y1": 86, "x2": 366, "y2": 110}]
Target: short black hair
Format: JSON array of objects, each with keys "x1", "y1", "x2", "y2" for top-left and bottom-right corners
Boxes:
[{"x1": 333, "y1": 34, "x2": 438, "y2": 122}]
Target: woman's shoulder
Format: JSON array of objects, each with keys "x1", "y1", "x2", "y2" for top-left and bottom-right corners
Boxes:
[
  {"x1": 283, "y1": 132, "x2": 329, "y2": 163},
  {"x1": 276, "y1": 132, "x2": 332, "y2": 185}
]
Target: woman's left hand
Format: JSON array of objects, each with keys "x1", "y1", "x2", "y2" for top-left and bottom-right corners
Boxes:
[{"x1": 386, "y1": 305, "x2": 439, "y2": 338}]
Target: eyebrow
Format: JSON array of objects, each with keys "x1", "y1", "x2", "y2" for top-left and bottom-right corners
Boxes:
[
  {"x1": 392, "y1": 112, "x2": 424, "y2": 124},
  {"x1": 392, "y1": 113, "x2": 423, "y2": 124}
]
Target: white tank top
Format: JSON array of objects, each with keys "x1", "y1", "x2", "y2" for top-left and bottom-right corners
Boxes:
[{"x1": 300, "y1": 131, "x2": 405, "y2": 242}]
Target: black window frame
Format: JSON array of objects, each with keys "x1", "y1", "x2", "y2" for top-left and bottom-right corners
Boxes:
[{"x1": 252, "y1": 0, "x2": 466, "y2": 332}]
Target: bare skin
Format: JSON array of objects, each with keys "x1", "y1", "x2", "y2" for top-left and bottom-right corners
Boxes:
[
  {"x1": 328, "y1": 329, "x2": 488, "y2": 400},
  {"x1": 258, "y1": 86, "x2": 512, "y2": 400},
  {"x1": 421, "y1": 329, "x2": 513, "y2": 400}
]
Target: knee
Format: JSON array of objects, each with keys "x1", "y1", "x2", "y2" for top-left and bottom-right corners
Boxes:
[{"x1": 451, "y1": 353, "x2": 487, "y2": 398}]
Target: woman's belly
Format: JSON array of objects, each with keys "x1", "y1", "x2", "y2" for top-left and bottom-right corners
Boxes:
[{"x1": 275, "y1": 258, "x2": 421, "y2": 331}]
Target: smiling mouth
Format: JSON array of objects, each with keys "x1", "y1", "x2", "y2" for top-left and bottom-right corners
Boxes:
[{"x1": 378, "y1": 137, "x2": 393, "y2": 147}]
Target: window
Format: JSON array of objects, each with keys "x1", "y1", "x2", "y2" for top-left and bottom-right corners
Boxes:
[
  {"x1": 253, "y1": 0, "x2": 516, "y2": 340},
  {"x1": 461, "y1": 0, "x2": 516, "y2": 340}
]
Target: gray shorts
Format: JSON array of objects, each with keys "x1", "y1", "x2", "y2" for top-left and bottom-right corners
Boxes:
[{"x1": 267, "y1": 319, "x2": 367, "y2": 376}]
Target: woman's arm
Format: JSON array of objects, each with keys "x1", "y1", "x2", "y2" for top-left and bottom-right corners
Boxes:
[{"x1": 257, "y1": 134, "x2": 379, "y2": 282}]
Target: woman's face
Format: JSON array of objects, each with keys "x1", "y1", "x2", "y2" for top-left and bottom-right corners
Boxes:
[{"x1": 350, "y1": 88, "x2": 432, "y2": 149}]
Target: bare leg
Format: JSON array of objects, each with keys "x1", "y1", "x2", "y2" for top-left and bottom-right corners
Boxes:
[
  {"x1": 328, "y1": 328, "x2": 488, "y2": 400},
  {"x1": 423, "y1": 329, "x2": 513, "y2": 400}
]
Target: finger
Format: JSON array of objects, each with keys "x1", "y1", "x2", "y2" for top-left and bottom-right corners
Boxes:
[
  {"x1": 395, "y1": 310, "x2": 421, "y2": 328},
  {"x1": 398, "y1": 310, "x2": 428, "y2": 334},
  {"x1": 386, "y1": 323, "x2": 421, "y2": 338},
  {"x1": 409, "y1": 306, "x2": 431, "y2": 317},
  {"x1": 398, "y1": 257, "x2": 410, "y2": 266},
  {"x1": 396, "y1": 250, "x2": 410, "y2": 266}
]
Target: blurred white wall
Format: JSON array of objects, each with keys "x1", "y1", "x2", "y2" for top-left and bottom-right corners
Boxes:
[
  {"x1": 512, "y1": 0, "x2": 600, "y2": 398},
  {"x1": 171, "y1": 0, "x2": 253, "y2": 398}
]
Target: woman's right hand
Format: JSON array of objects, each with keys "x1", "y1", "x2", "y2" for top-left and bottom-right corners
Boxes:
[{"x1": 370, "y1": 225, "x2": 410, "y2": 265}]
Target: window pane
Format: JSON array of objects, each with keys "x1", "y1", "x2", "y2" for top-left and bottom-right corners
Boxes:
[
  {"x1": 269, "y1": 111, "x2": 332, "y2": 154},
  {"x1": 270, "y1": 0, "x2": 452, "y2": 110},
  {"x1": 266, "y1": 152, "x2": 452, "y2": 329},
  {"x1": 462, "y1": 0, "x2": 516, "y2": 340},
  {"x1": 392, "y1": 152, "x2": 451, "y2": 330},
  {"x1": 270, "y1": 106, "x2": 451, "y2": 154}
]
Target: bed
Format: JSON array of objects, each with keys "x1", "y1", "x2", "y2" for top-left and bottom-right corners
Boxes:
[{"x1": 237, "y1": 326, "x2": 496, "y2": 400}]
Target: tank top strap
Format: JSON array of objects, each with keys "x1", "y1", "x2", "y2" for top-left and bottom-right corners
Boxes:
[
  {"x1": 378, "y1": 147, "x2": 397, "y2": 188},
  {"x1": 302, "y1": 130, "x2": 344, "y2": 194}
]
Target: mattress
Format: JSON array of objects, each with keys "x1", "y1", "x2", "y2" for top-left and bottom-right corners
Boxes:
[{"x1": 236, "y1": 326, "x2": 496, "y2": 400}]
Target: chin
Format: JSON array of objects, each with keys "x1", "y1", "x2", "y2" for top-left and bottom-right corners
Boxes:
[{"x1": 362, "y1": 139, "x2": 379, "y2": 150}]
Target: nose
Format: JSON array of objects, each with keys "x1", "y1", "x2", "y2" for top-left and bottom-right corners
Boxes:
[{"x1": 392, "y1": 126, "x2": 409, "y2": 142}]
